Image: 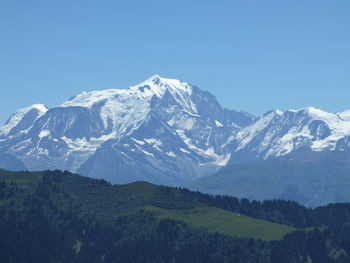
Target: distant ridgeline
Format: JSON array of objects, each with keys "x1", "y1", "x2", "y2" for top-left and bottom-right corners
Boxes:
[
  {"x1": 190, "y1": 150, "x2": 350, "y2": 207},
  {"x1": 1, "y1": 169, "x2": 350, "y2": 262}
]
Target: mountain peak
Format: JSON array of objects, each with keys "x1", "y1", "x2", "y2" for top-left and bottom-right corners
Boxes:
[
  {"x1": 287, "y1": 107, "x2": 337, "y2": 122},
  {"x1": 3, "y1": 103, "x2": 48, "y2": 125},
  {"x1": 137, "y1": 74, "x2": 191, "y2": 92},
  {"x1": 263, "y1": 109, "x2": 284, "y2": 117},
  {"x1": 61, "y1": 75, "x2": 193, "y2": 109},
  {"x1": 0, "y1": 104, "x2": 48, "y2": 136},
  {"x1": 149, "y1": 74, "x2": 161, "y2": 81}
]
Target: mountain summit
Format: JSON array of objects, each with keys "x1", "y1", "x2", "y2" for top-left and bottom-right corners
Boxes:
[{"x1": 0, "y1": 75, "x2": 254, "y2": 185}]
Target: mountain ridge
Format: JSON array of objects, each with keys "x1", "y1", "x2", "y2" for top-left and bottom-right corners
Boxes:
[
  {"x1": 190, "y1": 150, "x2": 350, "y2": 207},
  {"x1": 231, "y1": 106, "x2": 350, "y2": 164}
]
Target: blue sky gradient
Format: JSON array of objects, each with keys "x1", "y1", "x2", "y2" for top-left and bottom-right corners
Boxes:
[{"x1": 1, "y1": 0, "x2": 349, "y2": 124}]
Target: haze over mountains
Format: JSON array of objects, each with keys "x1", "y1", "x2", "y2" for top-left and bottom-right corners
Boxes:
[{"x1": 1, "y1": 75, "x2": 350, "y2": 205}]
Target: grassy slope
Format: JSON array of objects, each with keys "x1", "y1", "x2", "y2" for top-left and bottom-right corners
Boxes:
[
  {"x1": 143, "y1": 205, "x2": 294, "y2": 241},
  {"x1": 0, "y1": 169, "x2": 295, "y2": 240}
]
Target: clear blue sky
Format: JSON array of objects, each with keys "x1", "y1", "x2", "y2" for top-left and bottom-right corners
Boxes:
[{"x1": 1, "y1": 0, "x2": 349, "y2": 124}]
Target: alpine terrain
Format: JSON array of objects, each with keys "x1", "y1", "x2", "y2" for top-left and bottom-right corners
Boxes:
[
  {"x1": 1, "y1": 75, "x2": 350, "y2": 205},
  {"x1": 0, "y1": 75, "x2": 254, "y2": 185},
  {"x1": 229, "y1": 107, "x2": 350, "y2": 163}
]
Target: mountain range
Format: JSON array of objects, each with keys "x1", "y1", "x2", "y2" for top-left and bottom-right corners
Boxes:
[{"x1": 1, "y1": 75, "x2": 350, "y2": 205}]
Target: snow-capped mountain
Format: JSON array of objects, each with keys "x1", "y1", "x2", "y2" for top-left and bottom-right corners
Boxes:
[
  {"x1": 2, "y1": 75, "x2": 350, "y2": 186},
  {"x1": 0, "y1": 75, "x2": 254, "y2": 185},
  {"x1": 230, "y1": 107, "x2": 350, "y2": 163}
]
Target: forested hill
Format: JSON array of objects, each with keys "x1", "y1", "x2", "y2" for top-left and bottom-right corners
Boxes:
[{"x1": 1, "y1": 169, "x2": 350, "y2": 262}]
